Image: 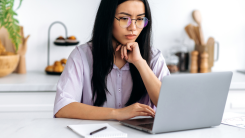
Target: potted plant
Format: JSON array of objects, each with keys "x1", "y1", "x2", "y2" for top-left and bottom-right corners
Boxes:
[
  {"x1": 0, "y1": 0, "x2": 29, "y2": 77},
  {"x1": 0, "y1": 0, "x2": 23, "y2": 51}
]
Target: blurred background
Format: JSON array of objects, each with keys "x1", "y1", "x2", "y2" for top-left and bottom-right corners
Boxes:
[
  {"x1": 11, "y1": 0, "x2": 245, "y2": 71},
  {"x1": 0, "y1": 0, "x2": 244, "y2": 119}
]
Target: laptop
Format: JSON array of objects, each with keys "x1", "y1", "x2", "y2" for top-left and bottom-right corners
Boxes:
[{"x1": 120, "y1": 71, "x2": 233, "y2": 134}]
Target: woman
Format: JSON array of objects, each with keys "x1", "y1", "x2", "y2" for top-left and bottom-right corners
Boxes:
[{"x1": 54, "y1": 0, "x2": 170, "y2": 121}]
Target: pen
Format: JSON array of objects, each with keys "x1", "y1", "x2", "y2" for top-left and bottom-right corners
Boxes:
[{"x1": 90, "y1": 126, "x2": 107, "y2": 135}]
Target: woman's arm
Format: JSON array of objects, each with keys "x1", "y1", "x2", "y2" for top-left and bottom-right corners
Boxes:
[
  {"x1": 134, "y1": 60, "x2": 161, "y2": 106},
  {"x1": 116, "y1": 42, "x2": 165, "y2": 106},
  {"x1": 55, "y1": 102, "x2": 114, "y2": 119},
  {"x1": 55, "y1": 102, "x2": 155, "y2": 121}
]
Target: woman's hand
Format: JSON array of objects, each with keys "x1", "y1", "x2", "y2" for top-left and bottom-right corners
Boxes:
[
  {"x1": 115, "y1": 42, "x2": 144, "y2": 65},
  {"x1": 113, "y1": 103, "x2": 155, "y2": 121}
]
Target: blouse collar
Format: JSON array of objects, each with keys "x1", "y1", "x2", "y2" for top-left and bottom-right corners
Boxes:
[{"x1": 113, "y1": 62, "x2": 130, "y2": 70}]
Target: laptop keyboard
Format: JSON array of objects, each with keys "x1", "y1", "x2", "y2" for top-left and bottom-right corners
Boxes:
[{"x1": 138, "y1": 123, "x2": 153, "y2": 130}]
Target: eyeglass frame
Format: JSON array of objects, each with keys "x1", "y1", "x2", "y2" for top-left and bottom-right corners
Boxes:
[{"x1": 114, "y1": 16, "x2": 150, "y2": 29}]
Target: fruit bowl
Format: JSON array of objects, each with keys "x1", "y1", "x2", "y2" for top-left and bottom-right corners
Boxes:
[{"x1": 0, "y1": 54, "x2": 20, "y2": 77}]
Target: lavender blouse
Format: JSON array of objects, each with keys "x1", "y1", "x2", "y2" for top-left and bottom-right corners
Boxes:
[{"x1": 53, "y1": 42, "x2": 170, "y2": 118}]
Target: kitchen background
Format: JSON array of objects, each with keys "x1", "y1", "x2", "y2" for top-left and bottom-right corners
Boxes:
[
  {"x1": 0, "y1": 0, "x2": 245, "y2": 119},
  {"x1": 14, "y1": 0, "x2": 245, "y2": 72}
]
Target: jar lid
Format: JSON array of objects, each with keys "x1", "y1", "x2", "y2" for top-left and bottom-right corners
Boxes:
[
  {"x1": 170, "y1": 46, "x2": 188, "y2": 53},
  {"x1": 166, "y1": 55, "x2": 179, "y2": 65}
]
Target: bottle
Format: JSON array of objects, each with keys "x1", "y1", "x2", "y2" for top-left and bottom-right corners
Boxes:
[
  {"x1": 200, "y1": 52, "x2": 209, "y2": 73},
  {"x1": 190, "y1": 50, "x2": 199, "y2": 73}
]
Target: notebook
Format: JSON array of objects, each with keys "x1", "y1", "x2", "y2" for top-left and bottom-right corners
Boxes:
[
  {"x1": 67, "y1": 123, "x2": 127, "y2": 138},
  {"x1": 222, "y1": 116, "x2": 245, "y2": 129}
]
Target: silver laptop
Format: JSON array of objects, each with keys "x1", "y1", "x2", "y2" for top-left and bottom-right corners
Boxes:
[{"x1": 120, "y1": 71, "x2": 233, "y2": 134}]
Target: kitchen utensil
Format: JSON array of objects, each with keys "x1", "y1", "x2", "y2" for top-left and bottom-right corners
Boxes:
[
  {"x1": 194, "y1": 44, "x2": 207, "y2": 72},
  {"x1": 184, "y1": 24, "x2": 192, "y2": 39},
  {"x1": 190, "y1": 50, "x2": 199, "y2": 73},
  {"x1": 200, "y1": 51, "x2": 209, "y2": 73},
  {"x1": 190, "y1": 25, "x2": 200, "y2": 45},
  {"x1": 192, "y1": 10, "x2": 205, "y2": 46},
  {"x1": 185, "y1": 24, "x2": 200, "y2": 45},
  {"x1": 194, "y1": 26, "x2": 201, "y2": 45}
]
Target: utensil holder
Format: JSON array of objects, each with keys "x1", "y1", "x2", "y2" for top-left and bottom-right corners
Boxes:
[{"x1": 194, "y1": 42, "x2": 219, "y2": 72}]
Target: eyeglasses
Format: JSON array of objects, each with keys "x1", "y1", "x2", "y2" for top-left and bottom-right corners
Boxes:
[{"x1": 115, "y1": 16, "x2": 149, "y2": 29}]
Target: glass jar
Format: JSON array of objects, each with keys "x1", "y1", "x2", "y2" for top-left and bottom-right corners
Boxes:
[
  {"x1": 170, "y1": 46, "x2": 189, "y2": 72},
  {"x1": 166, "y1": 55, "x2": 179, "y2": 73}
]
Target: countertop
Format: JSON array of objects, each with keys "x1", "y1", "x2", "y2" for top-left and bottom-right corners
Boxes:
[
  {"x1": 0, "y1": 112, "x2": 244, "y2": 138},
  {"x1": 0, "y1": 70, "x2": 244, "y2": 92},
  {"x1": 0, "y1": 71, "x2": 60, "y2": 92}
]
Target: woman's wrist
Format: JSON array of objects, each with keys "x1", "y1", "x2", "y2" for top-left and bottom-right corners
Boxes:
[
  {"x1": 133, "y1": 58, "x2": 147, "y2": 70},
  {"x1": 110, "y1": 108, "x2": 118, "y2": 120}
]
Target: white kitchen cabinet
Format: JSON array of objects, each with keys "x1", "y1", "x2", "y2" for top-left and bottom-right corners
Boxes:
[
  {"x1": 0, "y1": 71, "x2": 58, "y2": 119},
  {"x1": 0, "y1": 92, "x2": 56, "y2": 119}
]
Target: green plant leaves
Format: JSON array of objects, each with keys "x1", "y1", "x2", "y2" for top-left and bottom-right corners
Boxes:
[
  {"x1": 0, "y1": 0, "x2": 22, "y2": 52},
  {"x1": 16, "y1": 0, "x2": 22, "y2": 10}
]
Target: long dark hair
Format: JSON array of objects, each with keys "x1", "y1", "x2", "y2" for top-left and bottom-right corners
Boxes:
[{"x1": 88, "y1": 0, "x2": 152, "y2": 107}]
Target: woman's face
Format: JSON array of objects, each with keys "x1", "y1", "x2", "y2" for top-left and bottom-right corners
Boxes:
[{"x1": 113, "y1": 0, "x2": 145, "y2": 46}]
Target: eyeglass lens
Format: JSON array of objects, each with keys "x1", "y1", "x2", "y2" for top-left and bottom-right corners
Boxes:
[{"x1": 119, "y1": 16, "x2": 148, "y2": 28}]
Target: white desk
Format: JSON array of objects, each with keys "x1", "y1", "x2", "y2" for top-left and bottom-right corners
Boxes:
[{"x1": 1, "y1": 112, "x2": 245, "y2": 138}]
